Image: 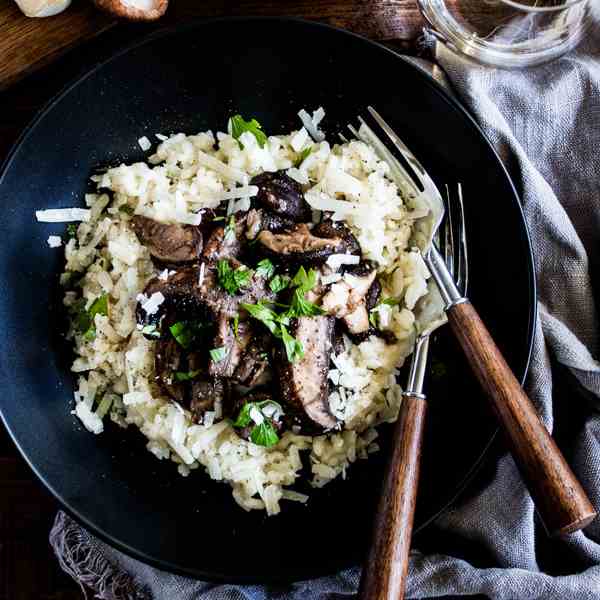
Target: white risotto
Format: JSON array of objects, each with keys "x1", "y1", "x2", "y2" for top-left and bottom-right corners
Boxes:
[{"x1": 52, "y1": 111, "x2": 431, "y2": 515}]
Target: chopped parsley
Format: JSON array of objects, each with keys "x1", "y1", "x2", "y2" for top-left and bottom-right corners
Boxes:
[
  {"x1": 255, "y1": 258, "x2": 275, "y2": 279},
  {"x1": 76, "y1": 294, "x2": 109, "y2": 340},
  {"x1": 232, "y1": 313, "x2": 240, "y2": 341},
  {"x1": 251, "y1": 421, "x2": 279, "y2": 447},
  {"x1": 241, "y1": 267, "x2": 323, "y2": 362},
  {"x1": 229, "y1": 114, "x2": 268, "y2": 149},
  {"x1": 233, "y1": 400, "x2": 283, "y2": 448},
  {"x1": 369, "y1": 297, "x2": 401, "y2": 329},
  {"x1": 209, "y1": 346, "x2": 229, "y2": 362},
  {"x1": 66, "y1": 223, "x2": 78, "y2": 239},
  {"x1": 223, "y1": 215, "x2": 236, "y2": 242},
  {"x1": 269, "y1": 274, "x2": 290, "y2": 293},
  {"x1": 212, "y1": 216, "x2": 226, "y2": 222},
  {"x1": 281, "y1": 323, "x2": 304, "y2": 362},
  {"x1": 174, "y1": 369, "x2": 202, "y2": 382},
  {"x1": 283, "y1": 267, "x2": 324, "y2": 319},
  {"x1": 294, "y1": 146, "x2": 312, "y2": 167},
  {"x1": 169, "y1": 320, "x2": 209, "y2": 349},
  {"x1": 217, "y1": 260, "x2": 253, "y2": 295}
]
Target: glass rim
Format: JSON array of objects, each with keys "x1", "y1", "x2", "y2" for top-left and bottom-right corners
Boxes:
[
  {"x1": 498, "y1": 0, "x2": 588, "y2": 14},
  {"x1": 417, "y1": 0, "x2": 593, "y2": 67}
]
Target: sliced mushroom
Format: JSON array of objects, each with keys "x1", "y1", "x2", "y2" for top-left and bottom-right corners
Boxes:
[
  {"x1": 202, "y1": 213, "x2": 247, "y2": 264},
  {"x1": 277, "y1": 316, "x2": 337, "y2": 429},
  {"x1": 136, "y1": 262, "x2": 275, "y2": 328},
  {"x1": 93, "y1": 0, "x2": 168, "y2": 21},
  {"x1": 257, "y1": 223, "x2": 344, "y2": 265},
  {"x1": 245, "y1": 208, "x2": 296, "y2": 240},
  {"x1": 232, "y1": 335, "x2": 272, "y2": 387},
  {"x1": 190, "y1": 378, "x2": 228, "y2": 424},
  {"x1": 154, "y1": 337, "x2": 185, "y2": 404},
  {"x1": 208, "y1": 317, "x2": 253, "y2": 378},
  {"x1": 131, "y1": 215, "x2": 202, "y2": 264},
  {"x1": 313, "y1": 219, "x2": 361, "y2": 257},
  {"x1": 250, "y1": 171, "x2": 312, "y2": 222}
]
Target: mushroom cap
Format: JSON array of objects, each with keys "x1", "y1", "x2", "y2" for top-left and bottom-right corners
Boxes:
[{"x1": 93, "y1": 0, "x2": 168, "y2": 21}]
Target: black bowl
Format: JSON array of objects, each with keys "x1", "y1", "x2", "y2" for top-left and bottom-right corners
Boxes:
[{"x1": 0, "y1": 18, "x2": 535, "y2": 583}]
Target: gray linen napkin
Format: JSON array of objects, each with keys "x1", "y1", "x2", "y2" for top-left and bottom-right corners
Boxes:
[{"x1": 50, "y1": 21, "x2": 600, "y2": 600}]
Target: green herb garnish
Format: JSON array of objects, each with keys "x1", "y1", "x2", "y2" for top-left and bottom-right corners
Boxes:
[
  {"x1": 241, "y1": 300, "x2": 281, "y2": 335},
  {"x1": 269, "y1": 274, "x2": 290, "y2": 293},
  {"x1": 66, "y1": 223, "x2": 78, "y2": 239},
  {"x1": 212, "y1": 216, "x2": 226, "y2": 222},
  {"x1": 233, "y1": 400, "x2": 282, "y2": 448},
  {"x1": 294, "y1": 146, "x2": 312, "y2": 168},
  {"x1": 78, "y1": 294, "x2": 109, "y2": 340},
  {"x1": 174, "y1": 369, "x2": 202, "y2": 382},
  {"x1": 209, "y1": 346, "x2": 229, "y2": 362},
  {"x1": 283, "y1": 267, "x2": 324, "y2": 319},
  {"x1": 255, "y1": 258, "x2": 275, "y2": 279},
  {"x1": 217, "y1": 260, "x2": 253, "y2": 295},
  {"x1": 369, "y1": 297, "x2": 400, "y2": 330},
  {"x1": 169, "y1": 320, "x2": 209, "y2": 349},
  {"x1": 223, "y1": 215, "x2": 236, "y2": 243},
  {"x1": 232, "y1": 313, "x2": 240, "y2": 341},
  {"x1": 229, "y1": 115, "x2": 268, "y2": 149},
  {"x1": 250, "y1": 421, "x2": 279, "y2": 447},
  {"x1": 281, "y1": 323, "x2": 304, "y2": 362}
]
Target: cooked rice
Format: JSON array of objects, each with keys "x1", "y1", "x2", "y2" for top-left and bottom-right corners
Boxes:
[{"x1": 59, "y1": 114, "x2": 430, "y2": 515}]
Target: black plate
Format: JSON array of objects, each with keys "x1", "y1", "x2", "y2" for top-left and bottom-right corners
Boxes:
[{"x1": 0, "y1": 18, "x2": 535, "y2": 583}]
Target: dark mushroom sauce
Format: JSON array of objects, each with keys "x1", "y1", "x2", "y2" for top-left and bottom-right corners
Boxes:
[{"x1": 133, "y1": 170, "x2": 395, "y2": 448}]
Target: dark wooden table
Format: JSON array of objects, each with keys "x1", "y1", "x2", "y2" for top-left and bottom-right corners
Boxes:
[{"x1": 0, "y1": 4, "x2": 490, "y2": 599}]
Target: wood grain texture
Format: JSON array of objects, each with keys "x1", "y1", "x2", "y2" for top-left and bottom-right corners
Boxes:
[
  {"x1": 358, "y1": 394, "x2": 428, "y2": 600},
  {"x1": 0, "y1": 0, "x2": 427, "y2": 90},
  {"x1": 0, "y1": 0, "x2": 115, "y2": 90},
  {"x1": 448, "y1": 301, "x2": 597, "y2": 536}
]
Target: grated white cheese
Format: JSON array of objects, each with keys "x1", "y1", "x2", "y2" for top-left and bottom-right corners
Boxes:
[
  {"x1": 36, "y1": 208, "x2": 91, "y2": 223},
  {"x1": 155, "y1": 133, "x2": 168, "y2": 141},
  {"x1": 290, "y1": 127, "x2": 309, "y2": 152},
  {"x1": 321, "y1": 272, "x2": 342, "y2": 285},
  {"x1": 73, "y1": 402, "x2": 103, "y2": 435},
  {"x1": 298, "y1": 107, "x2": 326, "y2": 142},
  {"x1": 136, "y1": 291, "x2": 165, "y2": 315},
  {"x1": 198, "y1": 262, "x2": 206, "y2": 287},
  {"x1": 286, "y1": 168, "x2": 309, "y2": 185},
  {"x1": 137, "y1": 136, "x2": 151, "y2": 151},
  {"x1": 47, "y1": 235, "x2": 62, "y2": 248},
  {"x1": 249, "y1": 406, "x2": 265, "y2": 426},
  {"x1": 326, "y1": 253, "x2": 360, "y2": 271},
  {"x1": 123, "y1": 391, "x2": 152, "y2": 406}
]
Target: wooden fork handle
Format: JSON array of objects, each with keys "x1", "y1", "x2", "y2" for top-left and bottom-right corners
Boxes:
[
  {"x1": 449, "y1": 301, "x2": 596, "y2": 536},
  {"x1": 358, "y1": 394, "x2": 427, "y2": 600}
]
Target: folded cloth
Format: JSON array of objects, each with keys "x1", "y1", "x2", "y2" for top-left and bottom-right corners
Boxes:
[{"x1": 51, "y1": 20, "x2": 600, "y2": 600}]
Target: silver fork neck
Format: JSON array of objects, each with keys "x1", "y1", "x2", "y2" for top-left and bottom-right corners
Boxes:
[{"x1": 424, "y1": 245, "x2": 468, "y2": 310}]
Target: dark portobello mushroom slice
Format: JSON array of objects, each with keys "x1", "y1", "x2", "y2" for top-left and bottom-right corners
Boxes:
[
  {"x1": 208, "y1": 316, "x2": 253, "y2": 378},
  {"x1": 131, "y1": 215, "x2": 203, "y2": 263},
  {"x1": 277, "y1": 315, "x2": 337, "y2": 429},
  {"x1": 232, "y1": 334, "x2": 272, "y2": 387},
  {"x1": 136, "y1": 262, "x2": 275, "y2": 329},
  {"x1": 250, "y1": 170, "x2": 311, "y2": 222},
  {"x1": 154, "y1": 337, "x2": 186, "y2": 404},
  {"x1": 189, "y1": 376, "x2": 229, "y2": 424},
  {"x1": 257, "y1": 223, "x2": 344, "y2": 265},
  {"x1": 202, "y1": 213, "x2": 247, "y2": 264},
  {"x1": 312, "y1": 219, "x2": 361, "y2": 257},
  {"x1": 245, "y1": 208, "x2": 296, "y2": 240}
]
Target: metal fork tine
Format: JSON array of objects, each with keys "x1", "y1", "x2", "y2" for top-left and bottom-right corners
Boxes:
[
  {"x1": 367, "y1": 106, "x2": 428, "y2": 179},
  {"x1": 456, "y1": 183, "x2": 468, "y2": 295},
  {"x1": 444, "y1": 184, "x2": 455, "y2": 279}
]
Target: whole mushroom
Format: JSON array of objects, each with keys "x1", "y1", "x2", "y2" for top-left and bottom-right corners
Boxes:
[{"x1": 93, "y1": 0, "x2": 168, "y2": 21}]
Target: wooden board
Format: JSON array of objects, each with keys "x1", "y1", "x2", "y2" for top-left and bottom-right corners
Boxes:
[{"x1": 0, "y1": 0, "x2": 426, "y2": 90}]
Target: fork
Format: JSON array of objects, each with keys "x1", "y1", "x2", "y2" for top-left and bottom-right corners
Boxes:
[
  {"x1": 355, "y1": 107, "x2": 596, "y2": 600},
  {"x1": 357, "y1": 184, "x2": 467, "y2": 600}
]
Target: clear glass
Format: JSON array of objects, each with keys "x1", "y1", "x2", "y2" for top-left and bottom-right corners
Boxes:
[{"x1": 417, "y1": 0, "x2": 595, "y2": 68}]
